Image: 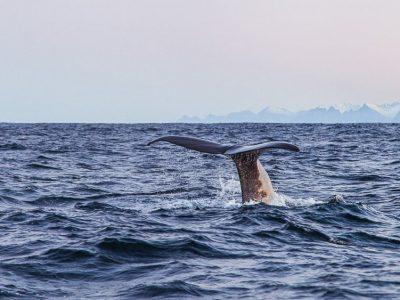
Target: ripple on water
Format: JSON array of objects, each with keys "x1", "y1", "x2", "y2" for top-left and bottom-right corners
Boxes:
[
  {"x1": 127, "y1": 280, "x2": 219, "y2": 298},
  {"x1": 1, "y1": 123, "x2": 399, "y2": 298},
  {"x1": 0, "y1": 143, "x2": 27, "y2": 151}
]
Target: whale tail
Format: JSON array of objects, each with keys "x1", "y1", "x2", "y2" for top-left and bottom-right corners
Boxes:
[{"x1": 147, "y1": 135, "x2": 300, "y2": 203}]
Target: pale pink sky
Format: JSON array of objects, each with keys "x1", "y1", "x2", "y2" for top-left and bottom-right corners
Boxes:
[{"x1": 1, "y1": 1, "x2": 399, "y2": 122}]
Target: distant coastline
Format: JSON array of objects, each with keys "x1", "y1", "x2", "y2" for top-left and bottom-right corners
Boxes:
[{"x1": 179, "y1": 102, "x2": 400, "y2": 123}]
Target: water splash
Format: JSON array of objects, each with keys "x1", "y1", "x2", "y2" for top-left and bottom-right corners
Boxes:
[
  {"x1": 268, "y1": 192, "x2": 324, "y2": 207},
  {"x1": 218, "y1": 176, "x2": 326, "y2": 208},
  {"x1": 218, "y1": 176, "x2": 242, "y2": 207}
]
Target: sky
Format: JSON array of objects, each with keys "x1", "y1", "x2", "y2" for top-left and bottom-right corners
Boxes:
[{"x1": 1, "y1": 0, "x2": 400, "y2": 122}]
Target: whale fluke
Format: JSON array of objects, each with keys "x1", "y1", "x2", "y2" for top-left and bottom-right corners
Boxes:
[
  {"x1": 147, "y1": 135, "x2": 300, "y2": 204},
  {"x1": 147, "y1": 135, "x2": 299, "y2": 155}
]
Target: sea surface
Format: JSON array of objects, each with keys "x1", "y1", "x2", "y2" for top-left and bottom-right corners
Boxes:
[{"x1": 0, "y1": 123, "x2": 399, "y2": 299}]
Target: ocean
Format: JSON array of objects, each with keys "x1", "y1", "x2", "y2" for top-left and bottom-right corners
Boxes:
[{"x1": 0, "y1": 123, "x2": 399, "y2": 298}]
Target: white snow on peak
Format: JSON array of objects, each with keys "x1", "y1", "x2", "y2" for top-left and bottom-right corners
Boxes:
[
  {"x1": 333, "y1": 103, "x2": 362, "y2": 113},
  {"x1": 260, "y1": 106, "x2": 292, "y2": 114},
  {"x1": 318, "y1": 102, "x2": 400, "y2": 117},
  {"x1": 317, "y1": 103, "x2": 361, "y2": 113}
]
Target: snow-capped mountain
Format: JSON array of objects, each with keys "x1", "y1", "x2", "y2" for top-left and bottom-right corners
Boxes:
[
  {"x1": 367, "y1": 102, "x2": 400, "y2": 118},
  {"x1": 178, "y1": 102, "x2": 400, "y2": 123}
]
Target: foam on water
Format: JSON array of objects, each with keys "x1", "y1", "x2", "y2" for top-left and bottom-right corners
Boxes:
[
  {"x1": 217, "y1": 176, "x2": 327, "y2": 208},
  {"x1": 131, "y1": 176, "x2": 325, "y2": 212},
  {"x1": 268, "y1": 192, "x2": 325, "y2": 207}
]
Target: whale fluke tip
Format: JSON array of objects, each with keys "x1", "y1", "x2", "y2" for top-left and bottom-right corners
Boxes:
[
  {"x1": 147, "y1": 137, "x2": 167, "y2": 146},
  {"x1": 146, "y1": 136, "x2": 230, "y2": 154}
]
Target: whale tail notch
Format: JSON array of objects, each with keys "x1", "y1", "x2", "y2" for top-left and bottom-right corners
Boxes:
[{"x1": 147, "y1": 135, "x2": 300, "y2": 203}]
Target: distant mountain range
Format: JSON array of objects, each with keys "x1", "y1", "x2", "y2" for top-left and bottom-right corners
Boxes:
[{"x1": 179, "y1": 102, "x2": 400, "y2": 123}]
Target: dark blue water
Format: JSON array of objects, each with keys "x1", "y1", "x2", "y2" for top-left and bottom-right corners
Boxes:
[{"x1": 1, "y1": 123, "x2": 399, "y2": 299}]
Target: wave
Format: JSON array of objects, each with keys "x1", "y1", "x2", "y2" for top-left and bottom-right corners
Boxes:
[
  {"x1": 74, "y1": 201, "x2": 132, "y2": 213},
  {"x1": 28, "y1": 188, "x2": 191, "y2": 206},
  {"x1": 0, "y1": 195, "x2": 21, "y2": 206},
  {"x1": 0, "y1": 143, "x2": 27, "y2": 151},
  {"x1": 26, "y1": 163, "x2": 61, "y2": 170},
  {"x1": 97, "y1": 236, "x2": 239, "y2": 260},
  {"x1": 346, "y1": 231, "x2": 400, "y2": 247},
  {"x1": 126, "y1": 280, "x2": 218, "y2": 298},
  {"x1": 44, "y1": 147, "x2": 71, "y2": 154},
  {"x1": 42, "y1": 248, "x2": 96, "y2": 262},
  {"x1": 36, "y1": 155, "x2": 56, "y2": 161},
  {"x1": 282, "y1": 221, "x2": 342, "y2": 244}
]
